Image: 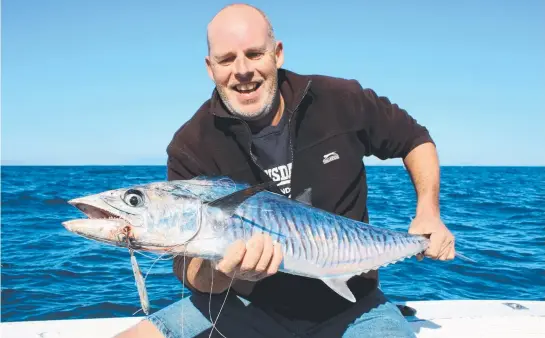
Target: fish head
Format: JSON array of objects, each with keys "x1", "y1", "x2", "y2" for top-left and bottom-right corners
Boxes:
[{"x1": 62, "y1": 182, "x2": 204, "y2": 252}]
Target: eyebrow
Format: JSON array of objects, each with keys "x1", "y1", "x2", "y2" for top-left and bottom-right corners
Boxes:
[{"x1": 213, "y1": 45, "x2": 269, "y2": 61}]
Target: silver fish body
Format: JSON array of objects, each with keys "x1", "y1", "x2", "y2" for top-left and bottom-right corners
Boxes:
[
  {"x1": 194, "y1": 189, "x2": 429, "y2": 278},
  {"x1": 63, "y1": 176, "x2": 431, "y2": 303}
]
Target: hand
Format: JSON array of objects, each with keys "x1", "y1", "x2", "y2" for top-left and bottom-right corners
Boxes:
[
  {"x1": 408, "y1": 214, "x2": 455, "y2": 261},
  {"x1": 215, "y1": 233, "x2": 283, "y2": 282}
]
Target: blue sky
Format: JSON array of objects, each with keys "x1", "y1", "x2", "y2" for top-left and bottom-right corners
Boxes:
[{"x1": 2, "y1": 0, "x2": 544, "y2": 166}]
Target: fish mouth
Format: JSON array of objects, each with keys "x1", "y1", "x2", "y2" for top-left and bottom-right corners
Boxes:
[
  {"x1": 63, "y1": 196, "x2": 134, "y2": 247},
  {"x1": 68, "y1": 198, "x2": 127, "y2": 222},
  {"x1": 63, "y1": 196, "x2": 187, "y2": 253},
  {"x1": 62, "y1": 218, "x2": 129, "y2": 245}
]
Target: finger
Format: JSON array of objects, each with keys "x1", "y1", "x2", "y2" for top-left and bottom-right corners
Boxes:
[
  {"x1": 441, "y1": 240, "x2": 455, "y2": 261},
  {"x1": 408, "y1": 225, "x2": 426, "y2": 236},
  {"x1": 446, "y1": 245, "x2": 456, "y2": 260},
  {"x1": 438, "y1": 236, "x2": 455, "y2": 260},
  {"x1": 266, "y1": 241, "x2": 283, "y2": 276},
  {"x1": 239, "y1": 233, "x2": 264, "y2": 274},
  {"x1": 416, "y1": 252, "x2": 424, "y2": 261},
  {"x1": 425, "y1": 234, "x2": 445, "y2": 259},
  {"x1": 216, "y1": 240, "x2": 246, "y2": 275},
  {"x1": 255, "y1": 234, "x2": 274, "y2": 275}
]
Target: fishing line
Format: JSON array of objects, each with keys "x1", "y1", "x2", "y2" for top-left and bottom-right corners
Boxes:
[
  {"x1": 181, "y1": 248, "x2": 188, "y2": 338},
  {"x1": 125, "y1": 233, "x2": 150, "y2": 316},
  {"x1": 207, "y1": 198, "x2": 247, "y2": 338},
  {"x1": 208, "y1": 262, "x2": 236, "y2": 338},
  {"x1": 143, "y1": 248, "x2": 179, "y2": 281},
  {"x1": 127, "y1": 246, "x2": 180, "y2": 316},
  {"x1": 134, "y1": 250, "x2": 174, "y2": 261}
]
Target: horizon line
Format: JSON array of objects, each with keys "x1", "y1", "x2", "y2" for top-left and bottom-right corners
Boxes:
[{"x1": 2, "y1": 163, "x2": 544, "y2": 168}]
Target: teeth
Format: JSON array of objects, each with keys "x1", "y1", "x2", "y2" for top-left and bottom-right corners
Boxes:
[{"x1": 235, "y1": 83, "x2": 257, "y2": 92}]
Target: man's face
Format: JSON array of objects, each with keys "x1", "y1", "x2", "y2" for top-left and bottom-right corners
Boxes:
[{"x1": 206, "y1": 13, "x2": 284, "y2": 120}]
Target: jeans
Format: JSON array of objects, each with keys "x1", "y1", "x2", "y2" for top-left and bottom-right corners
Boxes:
[{"x1": 146, "y1": 287, "x2": 416, "y2": 338}]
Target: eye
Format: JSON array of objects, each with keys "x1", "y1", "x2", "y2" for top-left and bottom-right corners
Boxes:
[
  {"x1": 219, "y1": 58, "x2": 234, "y2": 66},
  {"x1": 247, "y1": 52, "x2": 264, "y2": 60},
  {"x1": 123, "y1": 189, "x2": 144, "y2": 207}
]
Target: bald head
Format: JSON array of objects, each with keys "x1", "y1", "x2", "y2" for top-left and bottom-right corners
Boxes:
[
  {"x1": 207, "y1": 4, "x2": 275, "y2": 55},
  {"x1": 204, "y1": 4, "x2": 284, "y2": 122}
]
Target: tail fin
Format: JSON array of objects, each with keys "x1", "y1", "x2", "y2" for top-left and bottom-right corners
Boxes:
[{"x1": 407, "y1": 216, "x2": 477, "y2": 264}]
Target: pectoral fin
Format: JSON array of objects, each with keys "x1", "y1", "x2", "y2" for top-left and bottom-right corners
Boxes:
[{"x1": 320, "y1": 276, "x2": 356, "y2": 303}]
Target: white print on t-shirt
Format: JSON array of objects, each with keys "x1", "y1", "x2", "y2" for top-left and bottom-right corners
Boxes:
[{"x1": 263, "y1": 162, "x2": 292, "y2": 197}]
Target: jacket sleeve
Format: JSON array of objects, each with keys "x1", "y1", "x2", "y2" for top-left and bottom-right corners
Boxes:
[
  {"x1": 357, "y1": 85, "x2": 435, "y2": 160},
  {"x1": 166, "y1": 142, "x2": 208, "y2": 181}
]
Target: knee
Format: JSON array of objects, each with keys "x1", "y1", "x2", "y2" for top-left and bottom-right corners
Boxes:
[
  {"x1": 373, "y1": 317, "x2": 415, "y2": 337},
  {"x1": 346, "y1": 303, "x2": 416, "y2": 338},
  {"x1": 113, "y1": 319, "x2": 165, "y2": 338}
]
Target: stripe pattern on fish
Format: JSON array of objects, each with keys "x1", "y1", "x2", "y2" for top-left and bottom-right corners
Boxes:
[{"x1": 62, "y1": 176, "x2": 431, "y2": 305}]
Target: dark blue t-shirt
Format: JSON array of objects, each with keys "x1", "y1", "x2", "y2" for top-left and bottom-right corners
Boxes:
[
  {"x1": 251, "y1": 109, "x2": 293, "y2": 197},
  {"x1": 248, "y1": 109, "x2": 378, "y2": 322}
]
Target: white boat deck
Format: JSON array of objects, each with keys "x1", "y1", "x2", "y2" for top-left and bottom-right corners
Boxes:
[
  {"x1": 403, "y1": 299, "x2": 545, "y2": 337},
  {"x1": 1, "y1": 300, "x2": 544, "y2": 337}
]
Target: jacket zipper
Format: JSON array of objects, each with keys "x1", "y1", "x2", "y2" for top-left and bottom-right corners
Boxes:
[{"x1": 286, "y1": 80, "x2": 312, "y2": 197}]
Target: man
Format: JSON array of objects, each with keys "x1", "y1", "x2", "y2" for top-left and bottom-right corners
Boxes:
[{"x1": 117, "y1": 3, "x2": 455, "y2": 338}]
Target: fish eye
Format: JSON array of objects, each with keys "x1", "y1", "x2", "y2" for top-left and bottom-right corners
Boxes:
[{"x1": 123, "y1": 189, "x2": 144, "y2": 207}]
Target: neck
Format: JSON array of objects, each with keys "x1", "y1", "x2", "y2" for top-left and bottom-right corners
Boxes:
[
  {"x1": 248, "y1": 93, "x2": 284, "y2": 133},
  {"x1": 271, "y1": 94, "x2": 285, "y2": 126}
]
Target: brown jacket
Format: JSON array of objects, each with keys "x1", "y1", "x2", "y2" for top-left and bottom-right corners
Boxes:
[{"x1": 166, "y1": 68, "x2": 434, "y2": 320}]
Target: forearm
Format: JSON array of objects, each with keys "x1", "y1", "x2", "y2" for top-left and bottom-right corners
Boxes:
[
  {"x1": 402, "y1": 142, "x2": 440, "y2": 217},
  {"x1": 172, "y1": 256, "x2": 233, "y2": 294}
]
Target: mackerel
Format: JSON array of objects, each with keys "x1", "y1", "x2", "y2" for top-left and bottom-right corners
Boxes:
[{"x1": 62, "y1": 176, "x2": 459, "y2": 307}]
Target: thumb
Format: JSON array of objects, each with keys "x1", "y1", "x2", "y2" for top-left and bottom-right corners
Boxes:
[
  {"x1": 216, "y1": 240, "x2": 246, "y2": 274},
  {"x1": 408, "y1": 224, "x2": 430, "y2": 236},
  {"x1": 408, "y1": 226, "x2": 420, "y2": 235}
]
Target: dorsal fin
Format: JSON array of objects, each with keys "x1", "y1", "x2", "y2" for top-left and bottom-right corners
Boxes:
[
  {"x1": 294, "y1": 188, "x2": 312, "y2": 206},
  {"x1": 206, "y1": 180, "x2": 277, "y2": 216}
]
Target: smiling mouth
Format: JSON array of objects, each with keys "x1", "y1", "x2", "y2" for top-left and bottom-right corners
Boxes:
[{"x1": 233, "y1": 82, "x2": 262, "y2": 94}]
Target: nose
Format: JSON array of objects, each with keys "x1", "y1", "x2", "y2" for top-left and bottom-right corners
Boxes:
[{"x1": 234, "y1": 56, "x2": 253, "y2": 80}]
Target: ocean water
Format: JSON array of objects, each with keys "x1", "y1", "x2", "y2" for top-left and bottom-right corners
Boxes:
[{"x1": 1, "y1": 165, "x2": 544, "y2": 322}]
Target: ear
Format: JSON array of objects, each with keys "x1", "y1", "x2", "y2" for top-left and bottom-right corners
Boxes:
[
  {"x1": 205, "y1": 56, "x2": 214, "y2": 82},
  {"x1": 275, "y1": 41, "x2": 284, "y2": 69}
]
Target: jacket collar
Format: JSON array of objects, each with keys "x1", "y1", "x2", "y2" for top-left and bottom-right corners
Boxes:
[{"x1": 209, "y1": 68, "x2": 312, "y2": 118}]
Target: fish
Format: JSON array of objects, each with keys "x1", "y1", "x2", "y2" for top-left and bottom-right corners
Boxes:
[
  {"x1": 61, "y1": 176, "x2": 465, "y2": 309},
  {"x1": 129, "y1": 248, "x2": 149, "y2": 315}
]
